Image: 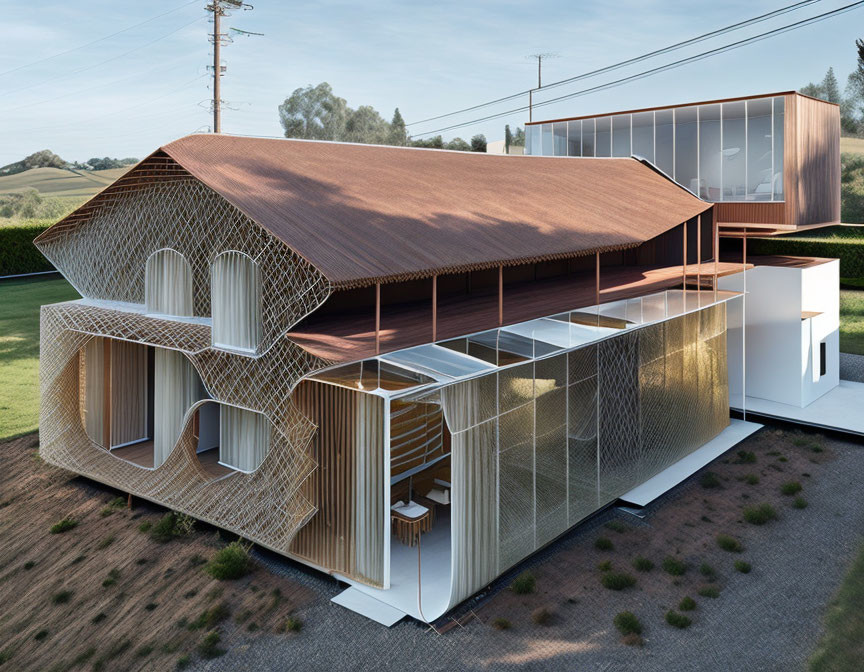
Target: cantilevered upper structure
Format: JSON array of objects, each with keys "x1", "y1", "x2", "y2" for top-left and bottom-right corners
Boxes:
[{"x1": 36, "y1": 118, "x2": 840, "y2": 624}]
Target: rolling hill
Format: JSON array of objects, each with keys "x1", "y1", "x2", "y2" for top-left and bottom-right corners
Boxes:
[{"x1": 0, "y1": 166, "x2": 130, "y2": 202}]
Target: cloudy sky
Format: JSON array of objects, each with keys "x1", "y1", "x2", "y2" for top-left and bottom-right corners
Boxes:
[{"x1": 1, "y1": 0, "x2": 862, "y2": 165}]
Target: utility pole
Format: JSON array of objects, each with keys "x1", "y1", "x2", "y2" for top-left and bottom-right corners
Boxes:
[
  {"x1": 525, "y1": 52, "x2": 559, "y2": 121},
  {"x1": 205, "y1": 1, "x2": 256, "y2": 134}
]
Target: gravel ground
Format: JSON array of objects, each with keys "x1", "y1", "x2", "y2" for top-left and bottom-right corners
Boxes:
[
  {"x1": 194, "y1": 431, "x2": 864, "y2": 672},
  {"x1": 840, "y1": 352, "x2": 864, "y2": 382}
]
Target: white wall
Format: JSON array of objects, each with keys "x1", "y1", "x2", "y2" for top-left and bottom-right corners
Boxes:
[{"x1": 800, "y1": 260, "x2": 840, "y2": 405}]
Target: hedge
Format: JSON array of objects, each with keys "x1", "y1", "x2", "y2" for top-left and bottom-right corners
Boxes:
[
  {"x1": 0, "y1": 221, "x2": 54, "y2": 276},
  {"x1": 748, "y1": 236, "x2": 864, "y2": 279}
]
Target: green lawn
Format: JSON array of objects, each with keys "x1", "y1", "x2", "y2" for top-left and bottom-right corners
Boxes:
[
  {"x1": 840, "y1": 288, "x2": 864, "y2": 356},
  {"x1": 810, "y1": 541, "x2": 864, "y2": 672},
  {"x1": 0, "y1": 275, "x2": 78, "y2": 439}
]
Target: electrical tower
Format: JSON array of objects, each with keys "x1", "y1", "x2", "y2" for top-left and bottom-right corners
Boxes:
[{"x1": 205, "y1": 0, "x2": 255, "y2": 133}]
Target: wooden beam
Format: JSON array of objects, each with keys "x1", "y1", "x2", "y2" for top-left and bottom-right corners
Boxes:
[
  {"x1": 595, "y1": 252, "x2": 600, "y2": 306},
  {"x1": 431, "y1": 275, "x2": 437, "y2": 342},
  {"x1": 498, "y1": 265, "x2": 503, "y2": 326},
  {"x1": 375, "y1": 282, "x2": 381, "y2": 354}
]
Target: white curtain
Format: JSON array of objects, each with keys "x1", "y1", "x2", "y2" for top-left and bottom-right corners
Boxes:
[
  {"x1": 219, "y1": 405, "x2": 270, "y2": 472},
  {"x1": 211, "y1": 251, "x2": 262, "y2": 351},
  {"x1": 81, "y1": 337, "x2": 105, "y2": 445},
  {"x1": 353, "y1": 393, "x2": 385, "y2": 585},
  {"x1": 153, "y1": 349, "x2": 204, "y2": 468},
  {"x1": 145, "y1": 249, "x2": 193, "y2": 316},
  {"x1": 110, "y1": 340, "x2": 149, "y2": 448}
]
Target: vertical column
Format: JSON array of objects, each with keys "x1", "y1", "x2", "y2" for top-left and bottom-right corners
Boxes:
[
  {"x1": 498, "y1": 265, "x2": 503, "y2": 326},
  {"x1": 595, "y1": 252, "x2": 600, "y2": 307},
  {"x1": 697, "y1": 213, "x2": 702, "y2": 300},
  {"x1": 432, "y1": 275, "x2": 438, "y2": 342},
  {"x1": 713, "y1": 215, "x2": 719, "y2": 299},
  {"x1": 682, "y1": 220, "x2": 688, "y2": 293},
  {"x1": 375, "y1": 282, "x2": 381, "y2": 355},
  {"x1": 102, "y1": 338, "x2": 111, "y2": 447}
]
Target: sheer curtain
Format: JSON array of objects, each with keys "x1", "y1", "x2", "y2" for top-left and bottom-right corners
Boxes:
[
  {"x1": 145, "y1": 249, "x2": 193, "y2": 316},
  {"x1": 81, "y1": 337, "x2": 105, "y2": 445},
  {"x1": 110, "y1": 340, "x2": 149, "y2": 447},
  {"x1": 211, "y1": 251, "x2": 262, "y2": 352},
  {"x1": 153, "y1": 349, "x2": 204, "y2": 468},
  {"x1": 353, "y1": 393, "x2": 385, "y2": 585},
  {"x1": 219, "y1": 405, "x2": 270, "y2": 471}
]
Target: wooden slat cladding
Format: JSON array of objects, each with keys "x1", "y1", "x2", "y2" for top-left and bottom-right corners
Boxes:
[
  {"x1": 794, "y1": 95, "x2": 841, "y2": 227},
  {"x1": 290, "y1": 381, "x2": 358, "y2": 579},
  {"x1": 389, "y1": 399, "x2": 444, "y2": 477},
  {"x1": 715, "y1": 202, "x2": 787, "y2": 226},
  {"x1": 290, "y1": 381, "x2": 386, "y2": 587}
]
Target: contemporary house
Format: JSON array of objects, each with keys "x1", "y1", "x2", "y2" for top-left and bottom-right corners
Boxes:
[{"x1": 36, "y1": 92, "x2": 841, "y2": 625}]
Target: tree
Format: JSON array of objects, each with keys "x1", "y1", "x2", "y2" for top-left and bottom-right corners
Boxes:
[
  {"x1": 444, "y1": 137, "x2": 470, "y2": 151},
  {"x1": 470, "y1": 134, "x2": 487, "y2": 153},
  {"x1": 344, "y1": 105, "x2": 390, "y2": 144},
  {"x1": 388, "y1": 108, "x2": 408, "y2": 146},
  {"x1": 512, "y1": 127, "x2": 525, "y2": 147},
  {"x1": 504, "y1": 124, "x2": 512, "y2": 154},
  {"x1": 409, "y1": 135, "x2": 444, "y2": 149},
  {"x1": 822, "y1": 67, "x2": 841, "y2": 104},
  {"x1": 278, "y1": 82, "x2": 349, "y2": 141},
  {"x1": 800, "y1": 82, "x2": 824, "y2": 99},
  {"x1": 0, "y1": 149, "x2": 67, "y2": 175}
]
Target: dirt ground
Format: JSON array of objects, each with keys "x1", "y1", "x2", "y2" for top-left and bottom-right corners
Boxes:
[{"x1": 0, "y1": 434, "x2": 314, "y2": 671}]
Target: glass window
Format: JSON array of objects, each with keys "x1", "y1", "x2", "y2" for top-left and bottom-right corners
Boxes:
[
  {"x1": 567, "y1": 120, "x2": 581, "y2": 156},
  {"x1": 722, "y1": 101, "x2": 746, "y2": 200},
  {"x1": 595, "y1": 117, "x2": 611, "y2": 157},
  {"x1": 211, "y1": 251, "x2": 262, "y2": 352},
  {"x1": 541, "y1": 123, "x2": 554, "y2": 155},
  {"x1": 675, "y1": 106, "x2": 698, "y2": 194},
  {"x1": 526, "y1": 125, "x2": 541, "y2": 155},
  {"x1": 747, "y1": 98, "x2": 773, "y2": 200},
  {"x1": 699, "y1": 104, "x2": 721, "y2": 201},
  {"x1": 612, "y1": 115, "x2": 631, "y2": 156},
  {"x1": 581, "y1": 118, "x2": 595, "y2": 157},
  {"x1": 773, "y1": 97, "x2": 785, "y2": 200},
  {"x1": 632, "y1": 111, "x2": 654, "y2": 162},
  {"x1": 553, "y1": 122, "x2": 568, "y2": 156},
  {"x1": 655, "y1": 109, "x2": 673, "y2": 176},
  {"x1": 145, "y1": 249, "x2": 193, "y2": 316}
]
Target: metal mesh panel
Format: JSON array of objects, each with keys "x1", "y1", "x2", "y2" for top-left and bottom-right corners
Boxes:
[
  {"x1": 534, "y1": 385, "x2": 567, "y2": 547},
  {"x1": 38, "y1": 177, "x2": 335, "y2": 559},
  {"x1": 567, "y1": 374, "x2": 599, "y2": 524},
  {"x1": 497, "y1": 402, "x2": 535, "y2": 571}
]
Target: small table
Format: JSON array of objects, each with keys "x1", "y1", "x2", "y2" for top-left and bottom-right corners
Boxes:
[{"x1": 391, "y1": 502, "x2": 431, "y2": 547}]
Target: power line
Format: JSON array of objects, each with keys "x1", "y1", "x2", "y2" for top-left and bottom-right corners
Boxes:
[
  {"x1": 407, "y1": 0, "x2": 821, "y2": 128},
  {"x1": 0, "y1": 15, "x2": 206, "y2": 97},
  {"x1": 0, "y1": 0, "x2": 201, "y2": 79},
  {"x1": 412, "y1": 0, "x2": 863, "y2": 137}
]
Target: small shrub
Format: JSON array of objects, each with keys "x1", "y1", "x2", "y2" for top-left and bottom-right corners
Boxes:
[
  {"x1": 810, "y1": 445, "x2": 824, "y2": 453},
  {"x1": 150, "y1": 513, "x2": 182, "y2": 543},
  {"x1": 136, "y1": 558, "x2": 148, "y2": 565},
  {"x1": 183, "y1": 590, "x2": 198, "y2": 599},
  {"x1": 189, "y1": 602, "x2": 230, "y2": 630},
  {"x1": 744, "y1": 474, "x2": 759, "y2": 485},
  {"x1": 531, "y1": 607, "x2": 554, "y2": 625},
  {"x1": 621, "y1": 632, "x2": 644, "y2": 647},
  {"x1": 597, "y1": 560, "x2": 612, "y2": 572},
  {"x1": 735, "y1": 450, "x2": 757, "y2": 464},
  {"x1": 678, "y1": 596, "x2": 696, "y2": 611},
  {"x1": 613, "y1": 610, "x2": 642, "y2": 635},
  {"x1": 135, "y1": 644, "x2": 154, "y2": 658},
  {"x1": 205, "y1": 542, "x2": 252, "y2": 581},
  {"x1": 34, "y1": 629, "x2": 49, "y2": 641},
  {"x1": 793, "y1": 497, "x2": 809, "y2": 509},
  {"x1": 633, "y1": 556, "x2": 654, "y2": 572},
  {"x1": 145, "y1": 602, "x2": 158, "y2": 611},
  {"x1": 666, "y1": 610, "x2": 692, "y2": 629},
  {"x1": 91, "y1": 612, "x2": 107, "y2": 624},
  {"x1": 188, "y1": 554, "x2": 206, "y2": 567},
  {"x1": 102, "y1": 568, "x2": 120, "y2": 588},
  {"x1": 138, "y1": 521, "x2": 152, "y2": 533},
  {"x1": 0, "y1": 649, "x2": 12, "y2": 665},
  {"x1": 197, "y1": 631, "x2": 225, "y2": 659},
  {"x1": 176, "y1": 654, "x2": 191, "y2": 669},
  {"x1": 700, "y1": 472, "x2": 721, "y2": 489},
  {"x1": 594, "y1": 537, "x2": 614, "y2": 551},
  {"x1": 605, "y1": 520, "x2": 627, "y2": 533},
  {"x1": 247, "y1": 622, "x2": 259, "y2": 632},
  {"x1": 491, "y1": 617, "x2": 511, "y2": 630},
  {"x1": 23, "y1": 561, "x2": 35, "y2": 570},
  {"x1": 69, "y1": 554, "x2": 86, "y2": 565},
  {"x1": 601, "y1": 572, "x2": 636, "y2": 590},
  {"x1": 72, "y1": 648, "x2": 96, "y2": 666},
  {"x1": 284, "y1": 616, "x2": 303, "y2": 633},
  {"x1": 716, "y1": 534, "x2": 743, "y2": 553},
  {"x1": 699, "y1": 563, "x2": 716, "y2": 580},
  {"x1": 662, "y1": 556, "x2": 687, "y2": 576},
  {"x1": 780, "y1": 481, "x2": 803, "y2": 496},
  {"x1": 49, "y1": 518, "x2": 77, "y2": 534},
  {"x1": 97, "y1": 535, "x2": 115, "y2": 550},
  {"x1": 698, "y1": 585, "x2": 721, "y2": 598},
  {"x1": 734, "y1": 561, "x2": 752, "y2": 574},
  {"x1": 743, "y1": 503, "x2": 778, "y2": 525},
  {"x1": 51, "y1": 590, "x2": 73, "y2": 605},
  {"x1": 510, "y1": 571, "x2": 536, "y2": 595},
  {"x1": 778, "y1": 456, "x2": 788, "y2": 463}
]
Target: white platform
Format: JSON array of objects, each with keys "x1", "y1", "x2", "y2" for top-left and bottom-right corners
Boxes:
[
  {"x1": 734, "y1": 380, "x2": 864, "y2": 436},
  {"x1": 331, "y1": 587, "x2": 406, "y2": 627},
  {"x1": 619, "y1": 419, "x2": 764, "y2": 507}
]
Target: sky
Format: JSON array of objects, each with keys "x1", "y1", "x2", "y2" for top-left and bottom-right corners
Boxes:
[{"x1": 1, "y1": 0, "x2": 862, "y2": 166}]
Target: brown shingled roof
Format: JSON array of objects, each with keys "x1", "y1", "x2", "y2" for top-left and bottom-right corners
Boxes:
[{"x1": 40, "y1": 134, "x2": 711, "y2": 289}]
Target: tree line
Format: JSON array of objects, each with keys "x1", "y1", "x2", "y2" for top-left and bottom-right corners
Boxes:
[
  {"x1": 0, "y1": 150, "x2": 138, "y2": 176},
  {"x1": 801, "y1": 39, "x2": 864, "y2": 136}
]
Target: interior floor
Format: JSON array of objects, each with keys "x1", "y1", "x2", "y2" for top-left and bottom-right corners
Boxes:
[{"x1": 109, "y1": 441, "x2": 234, "y2": 478}]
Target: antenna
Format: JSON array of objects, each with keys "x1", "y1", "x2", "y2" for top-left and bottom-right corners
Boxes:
[{"x1": 205, "y1": 0, "x2": 256, "y2": 133}]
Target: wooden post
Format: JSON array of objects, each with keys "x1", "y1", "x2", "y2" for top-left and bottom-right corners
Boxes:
[
  {"x1": 743, "y1": 228, "x2": 747, "y2": 267},
  {"x1": 103, "y1": 338, "x2": 111, "y2": 447},
  {"x1": 682, "y1": 220, "x2": 688, "y2": 292},
  {"x1": 697, "y1": 213, "x2": 702, "y2": 296},
  {"x1": 595, "y1": 252, "x2": 600, "y2": 306},
  {"x1": 375, "y1": 282, "x2": 381, "y2": 354},
  {"x1": 498, "y1": 265, "x2": 503, "y2": 326},
  {"x1": 714, "y1": 214, "x2": 719, "y2": 299},
  {"x1": 127, "y1": 493, "x2": 132, "y2": 509},
  {"x1": 431, "y1": 275, "x2": 437, "y2": 342}
]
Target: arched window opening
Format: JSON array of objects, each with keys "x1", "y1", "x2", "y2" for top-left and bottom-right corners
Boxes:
[
  {"x1": 211, "y1": 251, "x2": 262, "y2": 352},
  {"x1": 153, "y1": 348, "x2": 205, "y2": 468},
  {"x1": 219, "y1": 405, "x2": 270, "y2": 472},
  {"x1": 146, "y1": 249, "x2": 193, "y2": 316}
]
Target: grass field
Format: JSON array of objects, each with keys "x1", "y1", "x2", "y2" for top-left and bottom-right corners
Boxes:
[
  {"x1": 840, "y1": 288, "x2": 864, "y2": 355},
  {"x1": 0, "y1": 166, "x2": 129, "y2": 201},
  {"x1": 841, "y1": 136, "x2": 864, "y2": 155},
  {"x1": 0, "y1": 275, "x2": 78, "y2": 439},
  {"x1": 810, "y1": 541, "x2": 864, "y2": 672}
]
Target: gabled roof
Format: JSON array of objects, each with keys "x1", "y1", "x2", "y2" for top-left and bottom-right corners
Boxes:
[{"x1": 39, "y1": 134, "x2": 711, "y2": 289}]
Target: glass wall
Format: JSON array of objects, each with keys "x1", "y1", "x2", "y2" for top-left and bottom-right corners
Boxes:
[{"x1": 527, "y1": 95, "x2": 785, "y2": 201}]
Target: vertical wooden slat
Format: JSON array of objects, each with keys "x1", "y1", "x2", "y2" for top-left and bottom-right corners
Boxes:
[
  {"x1": 595, "y1": 252, "x2": 600, "y2": 306},
  {"x1": 432, "y1": 275, "x2": 437, "y2": 342},
  {"x1": 102, "y1": 338, "x2": 111, "y2": 447},
  {"x1": 375, "y1": 282, "x2": 381, "y2": 354},
  {"x1": 498, "y1": 265, "x2": 503, "y2": 326},
  {"x1": 682, "y1": 220, "x2": 688, "y2": 292}
]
